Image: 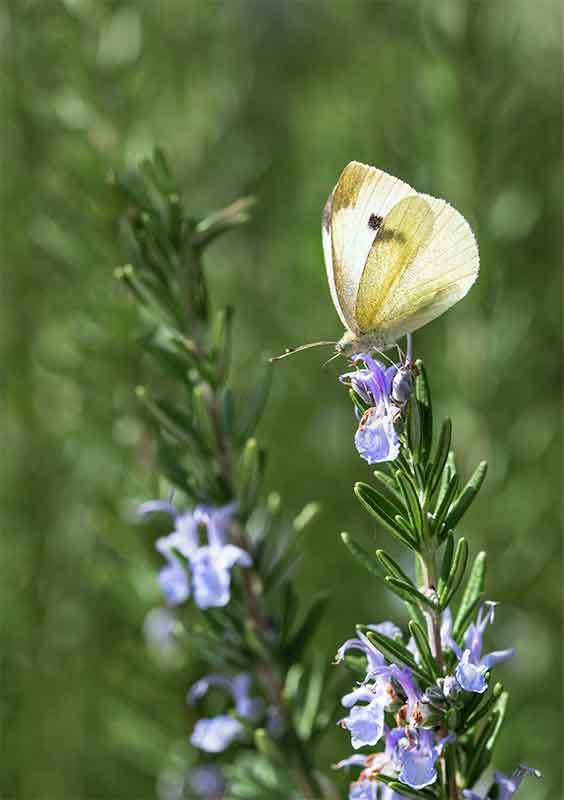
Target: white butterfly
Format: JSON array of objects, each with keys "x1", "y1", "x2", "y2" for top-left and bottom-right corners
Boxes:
[{"x1": 274, "y1": 161, "x2": 479, "y2": 360}]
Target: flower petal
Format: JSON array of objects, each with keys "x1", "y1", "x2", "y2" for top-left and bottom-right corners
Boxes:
[
  {"x1": 355, "y1": 410, "x2": 400, "y2": 464},
  {"x1": 157, "y1": 559, "x2": 189, "y2": 606},
  {"x1": 340, "y1": 699, "x2": 385, "y2": 749},
  {"x1": 455, "y1": 650, "x2": 489, "y2": 694},
  {"x1": 190, "y1": 715, "x2": 243, "y2": 753}
]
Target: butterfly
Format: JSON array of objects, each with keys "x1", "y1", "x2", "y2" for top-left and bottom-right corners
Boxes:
[{"x1": 273, "y1": 161, "x2": 479, "y2": 361}]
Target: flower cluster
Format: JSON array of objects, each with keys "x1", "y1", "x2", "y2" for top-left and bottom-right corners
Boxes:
[
  {"x1": 138, "y1": 500, "x2": 251, "y2": 609},
  {"x1": 334, "y1": 602, "x2": 520, "y2": 798},
  {"x1": 339, "y1": 354, "x2": 413, "y2": 464}
]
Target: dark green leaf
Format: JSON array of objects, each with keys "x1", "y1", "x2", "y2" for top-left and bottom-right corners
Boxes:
[
  {"x1": 427, "y1": 417, "x2": 452, "y2": 501},
  {"x1": 414, "y1": 359, "x2": 433, "y2": 464},
  {"x1": 341, "y1": 533, "x2": 387, "y2": 581},
  {"x1": 212, "y1": 305, "x2": 234, "y2": 383},
  {"x1": 365, "y1": 630, "x2": 434, "y2": 686},
  {"x1": 192, "y1": 383, "x2": 217, "y2": 450},
  {"x1": 376, "y1": 549, "x2": 414, "y2": 585},
  {"x1": 462, "y1": 682, "x2": 504, "y2": 732},
  {"x1": 431, "y1": 471, "x2": 459, "y2": 535},
  {"x1": 237, "y1": 437, "x2": 264, "y2": 517},
  {"x1": 115, "y1": 263, "x2": 179, "y2": 327},
  {"x1": 466, "y1": 692, "x2": 509, "y2": 787},
  {"x1": 408, "y1": 620, "x2": 439, "y2": 679},
  {"x1": 395, "y1": 471, "x2": 424, "y2": 541},
  {"x1": 444, "y1": 460, "x2": 488, "y2": 530},
  {"x1": 439, "y1": 537, "x2": 468, "y2": 610},
  {"x1": 385, "y1": 576, "x2": 436, "y2": 612},
  {"x1": 295, "y1": 655, "x2": 326, "y2": 740},
  {"x1": 438, "y1": 530, "x2": 455, "y2": 596},
  {"x1": 406, "y1": 601, "x2": 427, "y2": 631},
  {"x1": 237, "y1": 361, "x2": 273, "y2": 443},
  {"x1": 220, "y1": 386, "x2": 235, "y2": 435},
  {"x1": 194, "y1": 196, "x2": 255, "y2": 248},
  {"x1": 453, "y1": 551, "x2": 487, "y2": 640},
  {"x1": 285, "y1": 592, "x2": 330, "y2": 661},
  {"x1": 373, "y1": 469, "x2": 404, "y2": 505},
  {"x1": 354, "y1": 482, "x2": 417, "y2": 549},
  {"x1": 435, "y1": 451, "x2": 456, "y2": 511}
]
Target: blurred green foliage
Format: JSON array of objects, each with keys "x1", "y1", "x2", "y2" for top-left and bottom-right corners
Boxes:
[{"x1": 1, "y1": 1, "x2": 561, "y2": 798}]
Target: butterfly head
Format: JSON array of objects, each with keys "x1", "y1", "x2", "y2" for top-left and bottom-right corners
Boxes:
[{"x1": 336, "y1": 329, "x2": 394, "y2": 358}]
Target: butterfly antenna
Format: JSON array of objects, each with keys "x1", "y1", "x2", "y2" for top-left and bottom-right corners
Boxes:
[{"x1": 270, "y1": 341, "x2": 336, "y2": 362}]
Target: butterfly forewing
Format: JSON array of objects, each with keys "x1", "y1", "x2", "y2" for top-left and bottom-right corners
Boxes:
[
  {"x1": 322, "y1": 192, "x2": 350, "y2": 329},
  {"x1": 326, "y1": 162, "x2": 415, "y2": 332},
  {"x1": 354, "y1": 196, "x2": 434, "y2": 332}
]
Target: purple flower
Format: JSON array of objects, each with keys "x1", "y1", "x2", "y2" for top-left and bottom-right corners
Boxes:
[
  {"x1": 143, "y1": 607, "x2": 178, "y2": 654},
  {"x1": 334, "y1": 727, "x2": 405, "y2": 800},
  {"x1": 335, "y1": 626, "x2": 413, "y2": 750},
  {"x1": 340, "y1": 354, "x2": 405, "y2": 464},
  {"x1": 463, "y1": 764, "x2": 541, "y2": 799},
  {"x1": 444, "y1": 602, "x2": 514, "y2": 694},
  {"x1": 339, "y1": 688, "x2": 388, "y2": 749},
  {"x1": 156, "y1": 557, "x2": 190, "y2": 606},
  {"x1": 188, "y1": 673, "x2": 262, "y2": 720},
  {"x1": 190, "y1": 715, "x2": 242, "y2": 753},
  {"x1": 397, "y1": 728, "x2": 454, "y2": 790},
  {"x1": 349, "y1": 779, "x2": 378, "y2": 800},
  {"x1": 188, "y1": 764, "x2": 225, "y2": 797},
  {"x1": 188, "y1": 672, "x2": 261, "y2": 754},
  {"x1": 371, "y1": 664, "x2": 424, "y2": 726},
  {"x1": 139, "y1": 500, "x2": 251, "y2": 609},
  {"x1": 335, "y1": 625, "x2": 394, "y2": 680}
]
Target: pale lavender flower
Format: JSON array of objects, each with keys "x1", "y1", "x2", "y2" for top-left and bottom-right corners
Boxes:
[
  {"x1": 340, "y1": 354, "x2": 404, "y2": 464},
  {"x1": 335, "y1": 623, "x2": 402, "y2": 683},
  {"x1": 371, "y1": 664, "x2": 423, "y2": 725},
  {"x1": 349, "y1": 779, "x2": 378, "y2": 800},
  {"x1": 336, "y1": 626, "x2": 409, "y2": 749},
  {"x1": 334, "y1": 727, "x2": 405, "y2": 800},
  {"x1": 139, "y1": 500, "x2": 251, "y2": 609},
  {"x1": 397, "y1": 728, "x2": 454, "y2": 790},
  {"x1": 187, "y1": 673, "x2": 262, "y2": 720},
  {"x1": 463, "y1": 764, "x2": 541, "y2": 799},
  {"x1": 338, "y1": 687, "x2": 388, "y2": 749},
  {"x1": 188, "y1": 764, "x2": 225, "y2": 797},
  {"x1": 188, "y1": 672, "x2": 261, "y2": 754},
  {"x1": 143, "y1": 607, "x2": 178, "y2": 654},
  {"x1": 444, "y1": 602, "x2": 514, "y2": 694},
  {"x1": 190, "y1": 715, "x2": 242, "y2": 753}
]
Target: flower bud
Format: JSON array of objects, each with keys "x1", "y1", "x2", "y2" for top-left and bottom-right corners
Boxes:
[{"x1": 391, "y1": 365, "x2": 413, "y2": 406}]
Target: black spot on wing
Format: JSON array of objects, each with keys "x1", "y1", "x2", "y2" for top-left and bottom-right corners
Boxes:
[{"x1": 368, "y1": 213, "x2": 383, "y2": 231}]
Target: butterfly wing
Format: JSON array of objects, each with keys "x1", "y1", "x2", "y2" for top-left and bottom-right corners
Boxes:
[
  {"x1": 322, "y1": 161, "x2": 416, "y2": 333},
  {"x1": 354, "y1": 193, "x2": 479, "y2": 340}
]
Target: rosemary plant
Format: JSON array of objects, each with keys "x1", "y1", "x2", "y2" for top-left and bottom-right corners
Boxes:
[
  {"x1": 114, "y1": 151, "x2": 333, "y2": 800},
  {"x1": 114, "y1": 152, "x2": 539, "y2": 800},
  {"x1": 334, "y1": 350, "x2": 539, "y2": 799}
]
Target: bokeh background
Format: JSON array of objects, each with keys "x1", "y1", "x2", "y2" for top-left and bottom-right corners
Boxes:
[{"x1": 2, "y1": 1, "x2": 561, "y2": 798}]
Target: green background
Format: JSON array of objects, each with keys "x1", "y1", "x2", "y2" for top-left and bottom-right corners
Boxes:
[{"x1": 2, "y1": 1, "x2": 561, "y2": 798}]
